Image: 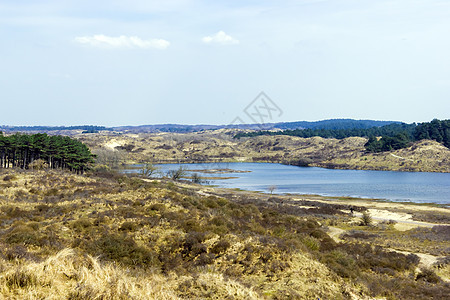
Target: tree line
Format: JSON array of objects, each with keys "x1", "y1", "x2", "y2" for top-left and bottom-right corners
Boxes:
[
  {"x1": 234, "y1": 123, "x2": 416, "y2": 140},
  {"x1": 234, "y1": 119, "x2": 450, "y2": 153},
  {"x1": 365, "y1": 119, "x2": 450, "y2": 152},
  {"x1": 274, "y1": 119, "x2": 399, "y2": 130},
  {"x1": 0, "y1": 133, "x2": 95, "y2": 173}
]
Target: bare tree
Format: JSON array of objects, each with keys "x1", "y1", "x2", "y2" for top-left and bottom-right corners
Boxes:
[
  {"x1": 140, "y1": 162, "x2": 159, "y2": 178},
  {"x1": 268, "y1": 185, "x2": 277, "y2": 195},
  {"x1": 167, "y1": 166, "x2": 187, "y2": 180}
]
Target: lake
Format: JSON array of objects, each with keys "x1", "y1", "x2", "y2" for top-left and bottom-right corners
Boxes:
[{"x1": 127, "y1": 162, "x2": 450, "y2": 205}]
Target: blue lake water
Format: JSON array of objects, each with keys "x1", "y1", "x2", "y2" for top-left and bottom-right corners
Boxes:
[{"x1": 128, "y1": 162, "x2": 450, "y2": 205}]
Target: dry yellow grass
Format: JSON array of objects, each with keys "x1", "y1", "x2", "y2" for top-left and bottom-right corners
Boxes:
[
  {"x1": 0, "y1": 169, "x2": 448, "y2": 299},
  {"x1": 0, "y1": 248, "x2": 179, "y2": 299}
]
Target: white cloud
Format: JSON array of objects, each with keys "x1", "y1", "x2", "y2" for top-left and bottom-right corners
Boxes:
[
  {"x1": 202, "y1": 31, "x2": 239, "y2": 45},
  {"x1": 74, "y1": 35, "x2": 170, "y2": 49}
]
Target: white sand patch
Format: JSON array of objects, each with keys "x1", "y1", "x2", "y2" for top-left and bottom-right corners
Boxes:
[
  {"x1": 104, "y1": 139, "x2": 123, "y2": 150},
  {"x1": 367, "y1": 208, "x2": 413, "y2": 222},
  {"x1": 197, "y1": 190, "x2": 212, "y2": 197},
  {"x1": 390, "y1": 153, "x2": 413, "y2": 161}
]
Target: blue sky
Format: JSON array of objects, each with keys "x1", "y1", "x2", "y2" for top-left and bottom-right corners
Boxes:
[{"x1": 1, "y1": 0, "x2": 449, "y2": 126}]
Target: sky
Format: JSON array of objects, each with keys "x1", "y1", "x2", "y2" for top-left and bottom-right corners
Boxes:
[{"x1": 1, "y1": 0, "x2": 449, "y2": 126}]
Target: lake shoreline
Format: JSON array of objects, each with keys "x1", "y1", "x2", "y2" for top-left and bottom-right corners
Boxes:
[
  {"x1": 177, "y1": 180, "x2": 450, "y2": 229},
  {"x1": 126, "y1": 162, "x2": 450, "y2": 205},
  {"x1": 125, "y1": 159, "x2": 450, "y2": 173}
]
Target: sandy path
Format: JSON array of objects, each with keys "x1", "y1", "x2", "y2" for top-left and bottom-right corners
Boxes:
[
  {"x1": 327, "y1": 227, "x2": 345, "y2": 243},
  {"x1": 390, "y1": 153, "x2": 413, "y2": 161},
  {"x1": 349, "y1": 209, "x2": 437, "y2": 231},
  {"x1": 294, "y1": 196, "x2": 449, "y2": 231}
]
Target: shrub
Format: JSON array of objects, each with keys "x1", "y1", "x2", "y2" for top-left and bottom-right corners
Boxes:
[
  {"x1": 320, "y1": 250, "x2": 358, "y2": 278},
  {"x1": 360, "y1": 211, "x2": 372, "y2": 226},
  {"x1": 148, "y1": 203, "x2": 166, "y2": 213},
  {"x1": 119, "y1": 221, "x2": 138, "y2": 232},
  {"x1": 194, "y1": 253, "x2": 214, "y2": 266},
  {"x1": 210, "y1": 239, "x2": 231, "y2": 255},
  {"x1": 416, "y1": 268, "x2": 441, "y2": 284},
  {"x1": 91, "y1": 233, "x2": 159, "y2": 267},
  {"x1": 2, "y1": 206, "x2": 30, "y2": 218},
  {"x1": 181, "y1": 219, "x2": 203, "y2": 232},
  {"x1": 294, "y1": 158, "x2": 314, "y2": 167},
  {"x1": 70, "y1": 218, "x2": 92, "y2": 231},
  {"x1": 302, "y1": 236, "x2": 320, "y2": 251},
  {"x1": 5, "y1": 269, "x2": 38, "y2": 289},
  {"x1": 5, "y1": 225, "x2": 41, "y2": 246},
  {"x1": 4, "y1": 245, "x2": 37, "y2": 261},
  {"x1": 191, "y1": 173, "x2": 203, "y2": 184},
  {"x1": 182, "y1": 232, "x2": 207, "y2": 258},
  {"x1": 338, "y1": 243, "x2": 418, "y2": 273},
  {"x1": 28, "y1": 159, "x2": 49, "y2": 170},
  {"x1": 3, "y1": 174, "x2": 16, "y2": 181},
  {"x1": 407, "y1": 253, "x2": 421, "y2": 265},
  {"x1": 204, "y1": 196, "x2": 219, "y2": 209},
  {"x1": 342, "y1": 230, "x2": 379, "y2": 240}
]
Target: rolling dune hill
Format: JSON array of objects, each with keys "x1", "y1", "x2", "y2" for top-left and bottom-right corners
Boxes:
[{"x1": 77, "y1": 130, "x2": 450, "y2": 172}]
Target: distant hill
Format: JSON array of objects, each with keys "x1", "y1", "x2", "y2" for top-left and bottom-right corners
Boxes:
[
  {"x1": 1, "y1": 119, "x2": 401, "y2": 134},
  {"x1": 112, "y1": 119, "x2": 401, "y2": 133},
  {"x1": 112, "y1": 124, "x2": 222, "y2": 133},
  {"x1": 0, "y1": 125, "x2": 110, "y2": 133}
]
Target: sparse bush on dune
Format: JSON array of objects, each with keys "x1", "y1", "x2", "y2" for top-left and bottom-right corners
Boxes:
[
  {"x1": 416, "y1": 268, "x2": 441, "y2": 284},
  {"x1": 360, "y1": 211, "x2": 372, "y2": 226}
]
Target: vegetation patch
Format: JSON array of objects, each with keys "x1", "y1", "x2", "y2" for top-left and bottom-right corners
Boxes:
[{"x1": 0, "y1": 169, "x2": 448, "y2": 299}]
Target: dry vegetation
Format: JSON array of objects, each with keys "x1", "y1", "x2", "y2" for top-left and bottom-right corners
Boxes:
[
  {"x1": 0, "y1": 168, "x2": 449, "y2": 299},
  {"x1": 77, "y1": 130, "x2": 450, "y2": 172}
]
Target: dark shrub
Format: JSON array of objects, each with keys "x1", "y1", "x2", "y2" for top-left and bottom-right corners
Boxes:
[
  {"x1": 320, "y1": 250, "x2": 358, "y2": 278},
  {"x1": 210, "y1": 239, "x2": 231, "y2": 255},
  {"x1": 4, "y1": 245, "x2": 37, "y2": 261},
  {"x1": 342, "y1": 230, "x2": 380, "y2": 240},
  {"x1": 182, "y1": 232, "x2": 208, "y2": 258},
  {"x1": 416, "y1": 268, "x2": 441, "y2": 284},
  {"x1": 148, "y1": 203, "x2": 166, "y2": 212},
  {"x1": 70, "y1": 218, "x2": 92, "y2": 231},
  {"x1": 5, "y1": 225, "x2": 41, "y2": 246},
  {"x1": 119, "y1": 221, "x2": 138, "y2": 232},
  {"x1": 194, "y1": 253, "x2": 214, "y2": 266},
  {"x1": 5, "y1": 269, "x2": 37, "y2": 289},
  {"x1": 92, "y1": 233, "x2": 159, "y2": 267},
  {"x1": 3, "y1": 175, "x2": 16, "y2": 181}
]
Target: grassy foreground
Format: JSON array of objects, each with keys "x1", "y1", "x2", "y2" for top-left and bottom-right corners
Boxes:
[{"x1": 0, "y1": 169, "x2": 449, "y2": 299}]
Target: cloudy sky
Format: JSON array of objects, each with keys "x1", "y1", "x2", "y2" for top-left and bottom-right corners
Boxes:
[{"x1": 1, "y1": 0, "x2": 449, "y2": 126}]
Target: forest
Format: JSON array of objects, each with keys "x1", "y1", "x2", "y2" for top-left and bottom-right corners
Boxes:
[
  {"x1": 234, "y1": 123, "x2": 416, "y2": 140},
  {"x1": 365, "y1": 119, "x2": 450, "y2": 152},
  {"x1": 0, "y1": 133, "x2": 95, "y2": 173},
  {"x1": 235, "y1": 119, "x2": 450, "y2": 153},
  {"x1": 274, "y1": 119, "x2": 399, "y2": 130}
]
